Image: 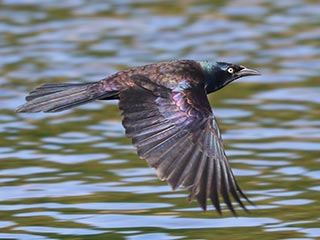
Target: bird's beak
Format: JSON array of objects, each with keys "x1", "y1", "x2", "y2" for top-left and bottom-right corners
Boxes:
[{"x1": 237, "y1": 66, "x2": 261, "y2": 77}]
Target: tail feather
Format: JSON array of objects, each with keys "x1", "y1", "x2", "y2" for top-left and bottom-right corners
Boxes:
[
  {"x1": 17, "y1": 82, "x2": 117, "y2": 113},
  {"x1": 25, "y1": 83, "x2": 92, "y2": 101}
]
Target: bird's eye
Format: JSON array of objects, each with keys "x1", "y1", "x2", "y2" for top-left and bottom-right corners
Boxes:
[{"x1": 227, "y1": 67, "x2": 234, "y2": 74}]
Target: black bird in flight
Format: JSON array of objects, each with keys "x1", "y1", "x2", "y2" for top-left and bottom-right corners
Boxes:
[{"x1": 17, "y1": 60, "x2": 260, "y2": 215}]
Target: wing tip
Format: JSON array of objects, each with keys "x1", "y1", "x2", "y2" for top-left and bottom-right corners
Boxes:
[{"x1": 187, "y1": 188, "x2": 253, "y2": 216}]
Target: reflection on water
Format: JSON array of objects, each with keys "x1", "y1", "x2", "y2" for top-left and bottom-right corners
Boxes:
[
  {"x1": 1, "y1": 0, "x2": 320, "y2": 239},
  {"x1": 13, "y1": 213, "x2": 278, "y2": 230}
]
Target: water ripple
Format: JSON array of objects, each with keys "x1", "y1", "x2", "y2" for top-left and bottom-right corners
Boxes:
[
  {"x1": 254, "y1": 87, "x2": 320, "y2": 104},
  {"x1": 0, "y1": 167, "x2": 58, "y2": 176},
  {"x1": 13, "y1": 226, "x2": 107, "y2": 236},
  {"x1": 15, "y1": 212, "x2": 280, "y2": 230},
  {"x1": 233, "y1": 141, "x2": 320, "y2": 151},
  {"x1": 1, "y1": 0, "x2": 319, "y2": 239}
]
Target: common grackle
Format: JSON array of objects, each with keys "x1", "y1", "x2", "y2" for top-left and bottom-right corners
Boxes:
[{"x1": 17, "y1": 60, "x2": 260, "y2": 215}]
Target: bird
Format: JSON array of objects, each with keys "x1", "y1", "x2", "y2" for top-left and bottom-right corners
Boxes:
[{"x1": 17, "y1": 59, "x2": 260, "y2": 215}]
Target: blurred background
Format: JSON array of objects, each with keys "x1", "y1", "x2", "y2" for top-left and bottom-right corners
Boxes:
[{"x1": 1, "y1": 0, "x2": 319, "y2": 239}]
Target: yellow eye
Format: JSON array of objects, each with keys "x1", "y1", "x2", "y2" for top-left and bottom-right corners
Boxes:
[{"x1": 227, "y1": 67, "x2": 234, "y2": 74}]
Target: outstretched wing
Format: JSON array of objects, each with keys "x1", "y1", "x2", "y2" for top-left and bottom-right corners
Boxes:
[{"x1": 119, "y1": 75, "x2": 251, "y2": 214}]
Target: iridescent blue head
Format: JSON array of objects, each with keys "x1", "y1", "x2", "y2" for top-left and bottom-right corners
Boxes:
[{"x1": 199, "y1": 61, "x2": 260, "y2": 94}]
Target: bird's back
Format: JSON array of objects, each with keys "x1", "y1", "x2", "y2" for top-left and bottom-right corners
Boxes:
[{"x1": 99, "y1": 60, "x2": 205, "y2": 92}]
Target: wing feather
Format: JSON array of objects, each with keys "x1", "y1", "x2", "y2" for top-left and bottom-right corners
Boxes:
[
  {"x1": 119, "y1": 74, "x2": 251, "y2": 214},
  {"x1": 167, "y1": 140, "x2": 198, "y2": 189}
]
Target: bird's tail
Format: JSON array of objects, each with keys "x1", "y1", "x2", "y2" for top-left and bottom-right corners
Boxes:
[{"x1": 16, "y1": 82, "x2": 117, "y2": 112}]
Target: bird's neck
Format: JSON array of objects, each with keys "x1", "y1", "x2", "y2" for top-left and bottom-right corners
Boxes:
[{"x1": 199, "y1": 61, "x2": 222, "y2": 94}]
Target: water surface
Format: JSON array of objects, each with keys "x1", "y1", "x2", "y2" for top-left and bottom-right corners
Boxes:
[{"x1": 1, "y1": 0, "x2": 319, "y2": 239}]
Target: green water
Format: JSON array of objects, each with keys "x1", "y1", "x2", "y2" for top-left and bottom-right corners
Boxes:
[{"x1": 1, "y1": 1, "x2": 319, "y2": 239}]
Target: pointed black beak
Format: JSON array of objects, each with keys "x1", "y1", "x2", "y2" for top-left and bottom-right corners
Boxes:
[{"x1": 237, "y1": 66, "x2": 261, "y2": 77}]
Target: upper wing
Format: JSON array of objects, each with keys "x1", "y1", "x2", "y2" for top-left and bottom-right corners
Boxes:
[{"x1": 119, "y1": 74, "x2": 251, "y2": 214}]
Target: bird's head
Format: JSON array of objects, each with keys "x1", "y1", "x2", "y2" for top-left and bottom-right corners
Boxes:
[{"x1": 200, "y1": 61, "x2": 260, "y2": 94}]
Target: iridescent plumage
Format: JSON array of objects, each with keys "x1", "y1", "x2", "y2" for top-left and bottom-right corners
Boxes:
[{"x1": 17, "y1": 59, "x2": 260, "y2": 215}]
